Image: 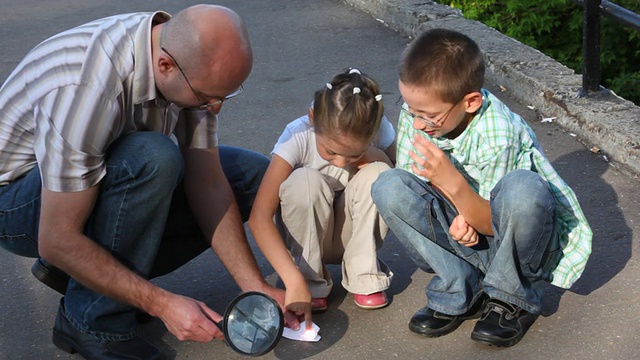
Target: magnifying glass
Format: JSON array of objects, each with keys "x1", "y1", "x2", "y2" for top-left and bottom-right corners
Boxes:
[{"x1": 214, "y1": 291, "x2": 284, "y2": 356}]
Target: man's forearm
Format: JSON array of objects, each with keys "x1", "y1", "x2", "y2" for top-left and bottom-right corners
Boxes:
[
  {"x1": 41, "y1": 231, "x2": 169, "y2": 315},
  {"x1": 38, "y1": 186, "x2": 169, "y2": 315},
  {"x1": 182, "y1": 147, "x2": 269, "y2": 293},
  {"x1": 186, "y1": 179, "x2": 268, "y2": 293},
  {"x1": 209, "y1": 201, "x2": 269, "y2": 292}
]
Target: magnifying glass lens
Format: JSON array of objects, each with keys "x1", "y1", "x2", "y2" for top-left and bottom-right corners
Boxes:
[{"x1": 224, "y1": 292, "x2": 284, "y2": 356}]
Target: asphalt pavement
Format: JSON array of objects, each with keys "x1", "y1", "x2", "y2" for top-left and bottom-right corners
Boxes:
[{"x1": 1, "y1": 1, "x2": 639, "y2": 359}]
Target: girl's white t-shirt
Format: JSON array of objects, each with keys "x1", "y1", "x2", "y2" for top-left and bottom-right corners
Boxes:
[{"x1": 271, "y1": 114, "x2": 395, "y2": 190}]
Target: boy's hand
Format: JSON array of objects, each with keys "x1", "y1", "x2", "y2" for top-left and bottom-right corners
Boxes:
[
  {"x1": 450, "y1": 215, "x2": 479, "y2": 247},
  {"x1": 409, "y1": 134, "x2": 462, "y2": 194}
]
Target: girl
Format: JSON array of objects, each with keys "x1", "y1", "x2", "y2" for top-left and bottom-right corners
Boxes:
[{"x1": 248, "y1": 68, "x2": 395, "y2": 323}]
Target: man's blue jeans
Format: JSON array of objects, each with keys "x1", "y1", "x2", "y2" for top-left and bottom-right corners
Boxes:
[
  {"x1": 371, "y1": 168, "x2": 561, "y2": 315},
  {"x1": 0, "y1": 132, "x2": 268, "y2": 340}
]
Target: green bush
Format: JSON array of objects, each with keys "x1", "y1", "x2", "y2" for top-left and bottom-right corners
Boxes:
[{"x1": 448, "y1": 0, "x2": 640, "y2": 104}]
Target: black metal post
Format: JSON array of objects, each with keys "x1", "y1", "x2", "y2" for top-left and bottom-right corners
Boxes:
[{"x1": 582, "y1": 0, "x2": 602, "y2": 95}]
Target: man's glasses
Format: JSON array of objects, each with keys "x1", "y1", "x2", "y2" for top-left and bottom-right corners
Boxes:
[
  {"x1": 400, "y1": 101, "x2": 458, "y2": 128},
  {"x1": 161, "y1": 47, "x2": 243, "y2": 110}
]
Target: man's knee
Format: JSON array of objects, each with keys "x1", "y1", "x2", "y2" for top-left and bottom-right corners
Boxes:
[{"x1": 106, "y1": 132, "x2": 183, "y2": 192}]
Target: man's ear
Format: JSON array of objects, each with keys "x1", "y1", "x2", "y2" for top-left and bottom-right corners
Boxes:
[
  {"x1": 308, "y1": 107, "x2": 314, "y2": 125},
  {"x1": 157, "y1": 53, "x2": 174, "y2": 77},
  {"x1": 463, "y1": 91, "x2": 483, "y2": 114}
]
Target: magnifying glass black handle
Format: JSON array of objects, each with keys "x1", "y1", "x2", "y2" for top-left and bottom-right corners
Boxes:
[
  {"x1": 200, "y1": 309, "x2": 224, "y2": 332},
  {"x1": 197, "y1": 304, "x2": 226, "y2": 335}
]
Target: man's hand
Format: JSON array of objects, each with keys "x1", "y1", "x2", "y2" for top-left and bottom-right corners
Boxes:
[
  {"x1": 450, "y1": 214, "x2": 479, "y2": 247},
  {"x1": 156, "y1": 293, "x2": 225, "y2": 343}
]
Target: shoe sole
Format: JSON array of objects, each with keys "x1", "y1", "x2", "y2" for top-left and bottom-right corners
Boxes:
[
  {"x1": 409, "y1": 317, "x2": 465, "y2": 338},
  {"x1": 409, "y1": 306, "x2": 484, "y2": 338},
  {"x1": 470, "y1": 325, "x2": 531, "y2": 347},
  {"x1": 354, "y1": 300, "x2": 389, "y2": 310}
]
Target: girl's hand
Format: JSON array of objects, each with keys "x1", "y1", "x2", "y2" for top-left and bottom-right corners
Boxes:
[
  {"x1": 284, "y1": 283, "x2": 313, "y2": 331},
  {"x1": 449, "y1": 214, "x2": 479, "y2": 247},
  {"x1": 286, "y1": 302, "x2": 313, "y2": 331}
]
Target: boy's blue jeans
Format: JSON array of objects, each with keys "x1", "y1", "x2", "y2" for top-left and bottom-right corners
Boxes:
[
  {"x1": 371, "y1": 168, "x2": 561, "y2": 316},
  {"x1": 0, "y1": 132, "x2": 268, "y2": 340}
]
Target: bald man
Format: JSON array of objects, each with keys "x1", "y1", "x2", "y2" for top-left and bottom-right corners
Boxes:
[{"x1": 0, "y1": 4, "x2": 289, "y2": 359}]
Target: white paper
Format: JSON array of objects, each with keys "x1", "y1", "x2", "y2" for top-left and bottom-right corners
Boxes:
[{"x1": 282, "y1": 321, "x2": 321, "y2": 342}]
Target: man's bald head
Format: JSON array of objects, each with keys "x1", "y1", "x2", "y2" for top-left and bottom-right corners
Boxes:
[{"x1": 161, "y1": 5, "x2": 252, "y2": 95}]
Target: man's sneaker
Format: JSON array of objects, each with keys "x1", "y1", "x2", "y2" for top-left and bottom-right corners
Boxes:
[
  {"x1": 408, "y1": 294, "x2": 487, "y2": 337},
  {"x1": 471, "y1": 299, "x2": 537, "y2": 347}
]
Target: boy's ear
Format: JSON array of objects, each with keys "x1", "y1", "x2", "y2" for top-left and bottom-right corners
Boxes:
[
  {"x1": 308, "y1": 107, "x2": 314, "y2": 125},
  {"x1": 463, "y1": 91, "x2": 483, "y2": 114}
]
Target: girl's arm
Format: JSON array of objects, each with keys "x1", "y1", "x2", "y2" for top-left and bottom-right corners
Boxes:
[{"x1": 247, "y1": 155, "x2": 312, "y2": 307}]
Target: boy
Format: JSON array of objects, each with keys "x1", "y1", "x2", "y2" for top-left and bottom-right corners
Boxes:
[{"x1": 371, "y1": 28, "x2": 592, "y2": 347}]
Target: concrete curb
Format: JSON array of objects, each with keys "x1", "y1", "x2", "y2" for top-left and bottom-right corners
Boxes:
[{"x1": 343, "y1": 0, "x2": 640, "y2": 176}]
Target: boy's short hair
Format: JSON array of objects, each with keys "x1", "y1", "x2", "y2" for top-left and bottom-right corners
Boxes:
[{"x1": 399, "y1": 28, "x2": 485, "y2": 103}]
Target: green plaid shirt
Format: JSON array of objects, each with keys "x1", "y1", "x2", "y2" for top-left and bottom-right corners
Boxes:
[{"x1": 396, "y1": 89, "x2": 592, "y2": 289}]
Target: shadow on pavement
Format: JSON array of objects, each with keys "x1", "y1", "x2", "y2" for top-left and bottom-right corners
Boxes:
[
  {"x1": 541, "y1": 149, "x2": 632, "y2": 316},
  {"x1": 273, "y1": 309, "x2": 349, "y2": 360}
]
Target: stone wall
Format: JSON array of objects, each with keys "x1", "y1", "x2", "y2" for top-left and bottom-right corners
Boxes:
[{"x1": 344, "y1": 0, "x2": 640, "y2": 175}]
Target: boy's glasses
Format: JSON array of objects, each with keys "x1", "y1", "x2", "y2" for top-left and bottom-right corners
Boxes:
[
  {"x1": 161, "y1": 47, "x2": 244, "y2": 110},
  {"x1": 400, "y1": 101, "x2": 458, "y2": 128}
]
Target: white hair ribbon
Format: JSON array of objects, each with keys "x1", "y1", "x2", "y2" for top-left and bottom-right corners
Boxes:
[
  {"x1": 326, "y1": 83, "x2": 333, "y2": 90},
  {"x1": 375, "y1": 94, "x2": 382, "y2": 102},
  {"x1": 353, "y1": 87, "x2": 361, "y2": 94},
  {"x1": 349, "y1": 68, "x2": 361, "y2": 75}
]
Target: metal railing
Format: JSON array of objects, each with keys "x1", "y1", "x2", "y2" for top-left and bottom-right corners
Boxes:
[{"x1": 572, "y1": 0, "x2": 640, "y2": 96}]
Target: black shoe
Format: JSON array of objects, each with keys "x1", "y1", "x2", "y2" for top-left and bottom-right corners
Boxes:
[
  {"x1": 31, "y1": 258, "x2": 70, "y2": 295},
  {"x1": 471, "y1": 299, "x2": 538, "y2": 347},
  {"x1": 52, "y1": 299, "x2": 164, "y2": 360},
  {"x1": 408, "y1": 295, "x2": 487, "y2": 337}
]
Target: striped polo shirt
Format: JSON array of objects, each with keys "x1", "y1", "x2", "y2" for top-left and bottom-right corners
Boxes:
[{"x1": 0, "y1": 11, "x2": 219, "y2": 192}]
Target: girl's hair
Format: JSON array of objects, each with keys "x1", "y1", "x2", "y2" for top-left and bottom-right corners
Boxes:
[
  {"x1": 399, "y1": 28, "x2": 485, "y2": 103},
  {"x1": 312, "y1": 68, "x2": 384, "y2": 144}
]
